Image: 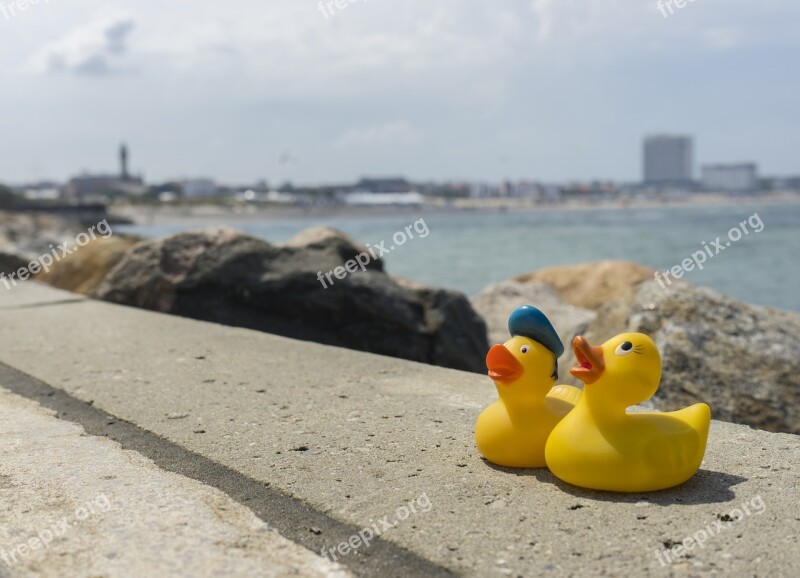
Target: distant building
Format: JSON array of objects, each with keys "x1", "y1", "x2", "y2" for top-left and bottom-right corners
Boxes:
[
  {"x1": 354, "y1": 177, "x2": 411, "y2": 194},
  {"x1": 469, "y1": 183, "x2": 493, "y2": 198},
  {"x1": 65, "y1": 142, "x2": 145, "y2": 199},
  {"x1": 20, "y1": 181, "x2": 62, "y2": 201},
  {"x1": 643, "y1": 135, "x2": 694, "y2": 186},
  {"x1": 343, "y1": 192, "x2": 424, "y2": 207},
  {"x1": 701, "y1": 163, "x2": 759, "y2": 192},
  {"x1": 765, "y1": 175, "x2": 800, "y2": 191},
  {"x1": 66, "y1": 174, "x2": 145, "y2": 199},
  {"x1": 182, "y1": 178, "x2": 218, "y2": 198}
]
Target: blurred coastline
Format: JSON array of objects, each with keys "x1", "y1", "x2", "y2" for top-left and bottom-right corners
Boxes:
[{"x1": 111, "y1": 190, "x2": 800, "y2": 225}]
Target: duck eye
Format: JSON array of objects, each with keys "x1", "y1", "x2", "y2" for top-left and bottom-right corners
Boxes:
[
  {"x1": 615, "y1": 342, "x2": 634, "y2": 356},
  {"x1": 520, "y1": 345, "x2": 530, "y2": 354}
]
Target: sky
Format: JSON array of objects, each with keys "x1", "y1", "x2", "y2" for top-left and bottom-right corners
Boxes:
[{"x1": 1, "y1": 0, "x2": 798, "y2": 186}]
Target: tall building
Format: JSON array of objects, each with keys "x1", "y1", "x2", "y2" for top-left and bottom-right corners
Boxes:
[
  {"x1": 643, "y1": 135, "x2": 694, "y2": 185},
  {"x1": 120, "y1": 143, "x2": 129, "y2": 180},
  {"x1": 701, "y1": 163, "x2": 759, "y2": 192}
]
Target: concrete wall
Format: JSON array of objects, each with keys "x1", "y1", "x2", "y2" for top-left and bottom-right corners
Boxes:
[{"x1": 1, "y1": 282, "x2": 797, "y2": 577}]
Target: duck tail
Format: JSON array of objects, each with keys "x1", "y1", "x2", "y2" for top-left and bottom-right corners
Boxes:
[
  {"x1": 685, "y1": 402, "x2": 712, "y2": 464},
  {"x1": 544, "y1": 384, "x2": 583, "y2": 417}
]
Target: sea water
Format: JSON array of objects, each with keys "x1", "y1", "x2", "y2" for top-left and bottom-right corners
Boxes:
[{"x1": 118, "y1": 202, "x2": 800, "y2": 312}]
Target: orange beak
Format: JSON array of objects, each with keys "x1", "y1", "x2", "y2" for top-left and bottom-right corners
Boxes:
[
  {"x1": 486, "y1": 345, "x2": 523, "y2": 385},
  {"x1": 570, "y1": 336, "x2": 605, "y2": 384}
]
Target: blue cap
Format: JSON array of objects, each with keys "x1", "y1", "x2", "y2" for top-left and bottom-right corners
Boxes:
[{"x1": 507, "y1": 305, "x2": 564, "y2": 358}]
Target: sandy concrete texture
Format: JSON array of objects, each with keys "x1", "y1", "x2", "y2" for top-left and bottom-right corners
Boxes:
[{"x1": 0, "y1": 385, "x2": 350, "y2": 577}]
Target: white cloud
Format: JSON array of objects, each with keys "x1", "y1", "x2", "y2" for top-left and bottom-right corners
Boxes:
[
  {"x1": 25, "y1": 14, "x2": 136, "y2": 76},
  {"x1": 530, "y1": 0, "x2": 556, "y2": 41},
  {"x1": 335, "y1": 121, "x2": 418, "y2": 148},
  {"x1": 1, "y1": 0, "x2": 798, "y2": 183}
]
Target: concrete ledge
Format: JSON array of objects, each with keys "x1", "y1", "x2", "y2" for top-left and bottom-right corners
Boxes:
[
  {"x1": 0, "y1": 282, "x2": 83, "y2": 310},
  {"x1": 0, "y1": 385, "x2": 348, "y2": 578},
  {"x1": 1, "y1": 282, "x2": 798, "y2": 576}
]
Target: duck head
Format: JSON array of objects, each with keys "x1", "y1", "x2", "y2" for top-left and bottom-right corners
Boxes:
[
  {"x1": 571, "y1": 333, "x2": 661, "y2": 409},
  {"x1": 486, "y1": 304, "x2": 564, "y2": 403},
  {"x1": 486, "y1": 336, "x2": 558, "y2": 400}
]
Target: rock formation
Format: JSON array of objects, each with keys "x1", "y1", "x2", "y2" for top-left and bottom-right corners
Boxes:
[{"x1": 95, "y1": 227, "x2": 489, "y2": 373}]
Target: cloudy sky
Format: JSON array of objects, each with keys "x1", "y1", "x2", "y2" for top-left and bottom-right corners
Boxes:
[{"x1": 1, "y1": 0, "x2": 798, "y2": 185}]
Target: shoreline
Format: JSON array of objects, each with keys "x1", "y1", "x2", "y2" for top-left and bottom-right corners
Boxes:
[{"x1": 111, "y1": 191, "x2": 800, "y2": 226}]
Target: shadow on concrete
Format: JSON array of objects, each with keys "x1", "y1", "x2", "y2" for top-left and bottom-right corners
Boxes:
[{"x1": 481, "y1": 460, "x2": 747, "y2": 506}]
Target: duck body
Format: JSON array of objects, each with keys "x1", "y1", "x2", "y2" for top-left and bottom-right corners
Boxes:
[
  {"x1": 546, "y1": 401, "x2": 710, "y2": 491},
  {"x1": 545, "y1": 332, "x2": 711, "y2": 492},
  {"x1": 475, "y1": 305, "x2": 580, "y2": 468},
  {"x1": 476, "y1": 396, "x2": 563, "y2": 468}
]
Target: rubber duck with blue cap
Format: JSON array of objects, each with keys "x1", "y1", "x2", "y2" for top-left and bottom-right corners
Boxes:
[{"x1": 475, "y1": 305, "x2": 582, "y2": 468}]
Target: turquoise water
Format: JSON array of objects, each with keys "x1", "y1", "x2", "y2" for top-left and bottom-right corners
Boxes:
[{"x1": 117, "y1": 202, "x2": 800, "y2": 312}]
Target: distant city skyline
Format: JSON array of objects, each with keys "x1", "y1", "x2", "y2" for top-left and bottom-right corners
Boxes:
[{"x1": 1, "y1": 1, "x2": 798, "y2": 184}]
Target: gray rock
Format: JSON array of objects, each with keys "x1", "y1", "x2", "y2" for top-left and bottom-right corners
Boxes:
[
  {"x1": 283, "y1": 226, "x2": 385, "y2": 272},
  {"x1": 0, "y1": 250, "x2": 27, "y2": 275},
  {"x1": 471, "y1": 280, "x2": 596, "y2": 348},
  {"x1": 513, "y1": 260, "x2": 656, "y2": 310},
  {"x1": 95, "y1": 227, "x2": 488, "y2": 373},
  {"x1": 0, "y1": 211, "x2": 79, "y2": 274}
]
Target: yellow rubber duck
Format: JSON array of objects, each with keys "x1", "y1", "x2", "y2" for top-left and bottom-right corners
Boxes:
[
  {"x1": 475, "y1": 305, "x2": 582, "y2": 468},
  {"x1": 545, "y1": 333, "x2": 711, "y2": 492}
]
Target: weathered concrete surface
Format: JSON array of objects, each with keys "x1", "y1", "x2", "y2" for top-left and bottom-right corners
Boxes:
[
  {"x1": 1, "y1": 283, "x2": 798, "y2": 577},
  {"x1": 0, "y1": 387, "x2": 349, "y2": 578},
  {"x1": 0, "y1": 282, "x2": 83, "y2": 309}
]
